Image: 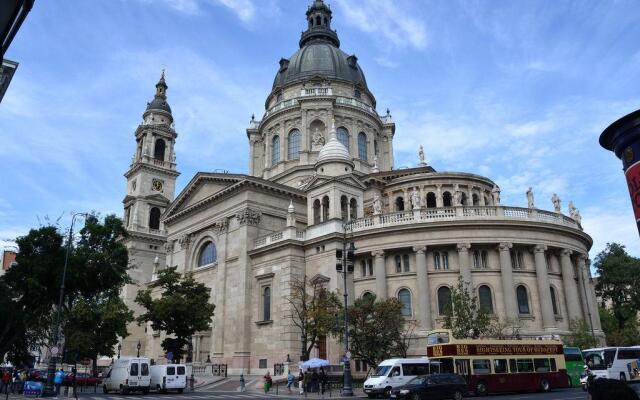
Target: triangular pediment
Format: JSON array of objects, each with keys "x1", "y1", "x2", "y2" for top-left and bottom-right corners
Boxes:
[
  {"x1": 305, "y1": 174, "x2": 366, "y2": 191},
  {"x1": 143, "y1": 193, "x2": 171, "y2": 204},
  {"x1": 166, "y1": 173, "x2": 244, "y2": 217},
  {"x1": 310, "y1": 273, "x2": 330, "y2": 285}
]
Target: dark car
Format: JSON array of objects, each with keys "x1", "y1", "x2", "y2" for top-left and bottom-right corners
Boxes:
[{"x1": 390, "y1": 373, "x2": 467, "y2": 400}]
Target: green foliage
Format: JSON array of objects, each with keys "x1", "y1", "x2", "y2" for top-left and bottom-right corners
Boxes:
[
  {"x1": 442, "y1": 276, "x2": 491, "y2": 338},
  {"x1": 135, "y1": 267, "x2": 215, "y2": 362},
  {"x1": 599, "y1": 306, "x2": 640, "y2": 346},
  {"x1": 0, "y1": 214, "x2": 131, "y2": 367},
  {"x1": 563, "y1": 318, "x2": 599, "y2": 349},
  {"x1": 344, "y1": 294, "x2": 410, "y2": 368},
  {"x1": 284, "y1": 276, "x2": 342, "y2": 360}
]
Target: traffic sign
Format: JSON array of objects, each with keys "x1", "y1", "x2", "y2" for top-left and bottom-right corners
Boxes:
[
  {"x1": 51, "y1": 347, "x2": 59, "y2": 356},
  {"x1": 345, "y1": 351, "x2": 351, "y2": 359}
]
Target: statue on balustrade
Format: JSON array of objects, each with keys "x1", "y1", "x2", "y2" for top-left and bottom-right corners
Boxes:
[
  {"x1": 373, "y1": 194, "x2": 382, "y2": 215},
  {"x1": 551, "y1": 193, "x2": 561, "y2": 213},
  {"x1": 491, "y1": 184, "x2": 501, "y2": 205},
  {"x1": 372, "y1": 155, "x2": 379, "y2": 173},
  {"x1": 312, "y1": 127, "x2": 325, "y2": 146},
  {"x1": 453, "y1": 184, "x2": 461, "y2": 206},
  {"x1": 526, "y1": 187, "x2": 534, "y2": 208},
  {"x1": 418, "y1": 145, "x2": 427, "y2": 167},
  {"x1": 410, "y1": 188, "x2": 421, "y2": 210},
  {"x1": 573, "y1": 208, "x2": 582, "y2": 225}
]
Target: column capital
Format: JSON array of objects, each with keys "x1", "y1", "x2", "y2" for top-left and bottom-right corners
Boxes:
[
  {"x1": 534, "y1": 244, "x2": 548, "y2": 253},
  {"x1": 498, "y1": 242, "x2": 512, "y2": 251},
  {"x1": 436, "y1": 183, "x2": 442, "y2": 189},
  {"x1": 577, "y1": 253, "x2": 588, "y2": 261},
  {"x1": 457, "y1": 243, "x2": 471, "y2": 251},
  {"x1": 412, "y1": 245, "x2": 427, "y2": 254},
  {"x1": 372, "y1": 249, "x2": 385, "y2": 258},
  {"x1": 560, "y1": 249, "x2": 573, "y2": 257}
]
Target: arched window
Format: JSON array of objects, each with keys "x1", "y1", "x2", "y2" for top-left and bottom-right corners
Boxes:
[
  {"x1": 341, "y1": 196, "x2": 349, "y2": 221},
  {"x1": 362, "y1": 292, "x2": 375, "y2": 303},
  {"x1": 358, "y1": 132, "x2": 367, "y2": 160},
  {"x1": 395, "y1": 196, "x2": 405, "y2": 211},
  {"x1": 271, "y1": 135, "x2": 280, "y2": 165},
  {"x1": 550, "y1": 287, "x2": 559, "y2": 315},
  {"x1": 354, "y1": 89, "x2": 361, "y2": 99},
  {"x1": 433, "y1": 251, "x2": 441, "y2": 270},
  {"x1": 337, "y1": 127, "x2": 349, "y2": 150},
  {"x1": 287, "y1": 129, "x2": 300, "y2": 160},
  {"x1": 313, "y1": 199, "x2": 321, "y2": 224},
  {"x1": 438, "y1": 286, "x2": 451, "y2": 315},
  {"x1": 154, "y1": 139, "x2": 166, "y2": 161},
  {"x1": 374, "y1": 140, "x2": 379, "y2": 156},
  {"x1": 460, "y1": 192, "x2": 467, "y2": 206},
  {"x1": 322, "y1": 196, "x2": 330, "y2": 221},
  {"x1": 478, "y1": 285, "x2": 493, "y2": 313},
  {"x1": 349, "y1": 198, "x2": 357, "y2": 220},
  {"x1": 263, "y1": 286, "x2": 271, "y2": 321},
  {"x1": 398, "y1": 289, "x2": 412, "y2": 317},
  {"x1": 198, "y1": 241, "x2": 217, "y2": 267},
  {"x1": 316, "y1": 15, "x2": 321, "y2": 26},
  {"x1": 149, "y1": 207, "x2": 161, "y2": 230},
  {"x1": 472, "y1": 194, "x2": 480, "y2": 206},
  {"x1": 484, "y1": 196, "x2": 490, "y2": 206},
  {"x1": 516, "y1": 285, "x2": 530, "y2": 314},
  {"x1": 426, "y1": 192, "x2": 436, "y2": 208},
  {"x1": 443, "y1": 192, "x2": 452, "y2": 207}
]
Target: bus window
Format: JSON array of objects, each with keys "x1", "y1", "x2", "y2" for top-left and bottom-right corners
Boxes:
[
  {"x1": 564, "y1": 347, "x2": 584, "y2": 362},
  {"x1": 427, "y1": 332, "x2": 450, "y2": 345},
  {"x1": 517, "y1": 359, "x2": 534, "y2": 373},
  {"x1": 372, "y1": 365, "x2": 391, "y2": 377},
  {"x1": 493, "y1": 359, "x2": 508, "y2": 374},
  {"x1": 509, "y1": 359, "x2": 517, "y2": 373},
  {"x1": 472, "y1": 359, "x2": 491, "y2": 374},
  {"x1": 604, "y1": 349, "x2": 617, "y2": 367},
  {"x1": 390, "y1": 367, "x2": 400, "y2": 377},
  {"x1": 438, "y1": 358, "x2": 454, "y2": 374},
  {"x1": 585, "y1": 353, "x2": 606, "y2": 370},
  {"x1": 617, "y1": 349, "x2": 640, "y2": 360},
  {"x1": 550, "y1": 358, "x2": 557, "y2": 372},
  {"x1": 455, "y1": 359, "x2": 470, "y2": 376},
  {"x1": 534, "y1": 358, "x2": 550, "y2": 372}
]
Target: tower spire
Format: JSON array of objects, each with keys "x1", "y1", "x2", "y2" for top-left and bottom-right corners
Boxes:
[
  {"x1": 300, "y1": 0, "x2": 339, "y2": 48},
  {"x1": 145, "y1": 69, "x2": 172, "y2": 118}
]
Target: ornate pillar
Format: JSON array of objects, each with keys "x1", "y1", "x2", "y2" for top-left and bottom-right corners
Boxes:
[
  {"x1": 413, "y1": 246, "x2": 432, "y2": 331},
  {"x1": 373, "y1": 250, "x2": 387, "y2": 299},
  {"x1": 560, "y1": 249, "x2": 582, "y2": 321},
  {"x1": 498, "y1": 243, "x2": 518, "y2": 320},
  {"x1": 435, "y1": 184, "x2": 443, "y2": 208},
  {"x1": 456, "y1": 243, "x2": 472, "y2": 286},
  {"x1": 402, "y1": 189, "x2": 408, "y2": 211},
  {"x1": 578, "y1": 255, "x2": 602, "y2": 333},
  {"x1": 534, "y1": 245, "x2": 557, "y2": 331}
]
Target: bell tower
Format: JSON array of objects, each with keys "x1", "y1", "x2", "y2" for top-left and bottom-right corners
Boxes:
[{"x1": 120, "y1": 70, "x2": 180, "y2": 356}]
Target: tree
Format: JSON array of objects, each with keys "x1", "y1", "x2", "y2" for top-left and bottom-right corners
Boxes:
[
  {"x1": 599, "y1": 306, "x2": 640, "y2": 346},
  {"x1": 344, "y1": 294, "x2": 409, "y2": 369},
  {"x1": 442, "y1": 276, "x2": 491, "y2": 338},
  {"x1": 563, "y1": 318, "x2": 599, "y2": 349},
  {"x1": 485, "y1": 317, "x2": 521, "y2": 339},
  {"x1": 135, "y1": 267, "x2": 215, "y2": 362},
  {"x1": 0, "y1": 215, "x2": 132, "y2": 368},
  {"x1": 284, "y1": 276, "x2": 342, "y2": 361}
]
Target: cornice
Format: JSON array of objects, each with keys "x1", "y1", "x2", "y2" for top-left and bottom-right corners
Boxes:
[{"x1": 124, "y1": 162, "x2": 180, "y2": 179}]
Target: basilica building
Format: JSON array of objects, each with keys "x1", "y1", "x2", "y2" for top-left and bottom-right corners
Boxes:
[{"x1": 120, "y1": 0, "x2": 602, "y2": 373}]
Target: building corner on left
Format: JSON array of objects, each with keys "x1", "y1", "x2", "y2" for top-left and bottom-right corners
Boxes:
[{"x1": 0, "y1": 0, "x2": 34, "y2": 104}]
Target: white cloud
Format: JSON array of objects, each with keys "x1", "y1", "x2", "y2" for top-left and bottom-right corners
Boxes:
[
  {"x1": 582, "y1": 205, "x2": 640, "y2": 259},
  {"x1": 215, "y1": 0, "x2": 255, "y2": 22},
  {"x1": 337, "y1": 0, "x2": 428, "y2": 51}
]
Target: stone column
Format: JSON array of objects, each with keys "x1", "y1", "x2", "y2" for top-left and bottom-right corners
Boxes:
[
  {"x1": 577, "y1": 255, "x2": 601, "y2": 332},
  {"x1": 413, "y1": 246, "x2": 432, "y2": 331},
  {"x1": 373, "y1": 250, "x2": 387, "y2": 299},
  {"x1": 456, "y1": 243, "x2": 472, "y2": 286},
  {"x1": 435, "y1": 184, "x2": 443, "y2": 208},
  {"x1": 498, "y1": 243, "x2": 518, "y2": 320},
  {"x1": 560, "y1": 249, "x2": 582, "y2": 321},
  {"x1": 534, "y1": 245, "x2": 557, "y2": 331}
]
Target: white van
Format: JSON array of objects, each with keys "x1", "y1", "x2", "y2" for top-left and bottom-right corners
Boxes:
[
  {"x1": 103, "y1": 357, "x2": 151, "y2": 394},
  {"x1": 150, "y1": 364, "x2": 187, "y2": 393},
  {"x1": 584, "y1": 347, "x2": 640, "y2": 381},
  {"x1": 363, "y1": 358, "x2": 433, "y2": 398}
]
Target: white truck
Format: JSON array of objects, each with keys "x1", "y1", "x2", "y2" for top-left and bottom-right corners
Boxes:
[
  {"x1": 102, "y1": 357, "x2": 151, "y2": 394},
  {"x1": 363, "y1": 358, "x2": 433, "y2": 398},
  {"x1": 150, "y1": 364, "x2": 187, "y2": 393}
]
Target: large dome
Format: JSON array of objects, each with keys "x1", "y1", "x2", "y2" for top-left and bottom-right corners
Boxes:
[{"x1": 273, "y1": 42, "x2": 368, "y2": 89}]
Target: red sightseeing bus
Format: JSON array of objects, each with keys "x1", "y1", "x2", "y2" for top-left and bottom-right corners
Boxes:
[{"x1": 426, "y1": 330, "x2": 569, "y2": 395}]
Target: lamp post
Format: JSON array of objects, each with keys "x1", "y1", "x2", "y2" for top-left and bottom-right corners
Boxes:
[
  {"x1": 117, "y1": 343, "x2": 121, "y2": 359},
  {"x1": 137, "y1": 341, "x2": 141, "y2": 358},
  {"x1": 335, "y1": 239, "x2": 355, "y2": 397},
  {"x1": 43, "y1": 212, "x2": 88, "y2": 397}
]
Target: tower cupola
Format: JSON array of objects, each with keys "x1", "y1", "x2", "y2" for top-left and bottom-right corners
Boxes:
[
  {"x1": 316, "y1": 120, "x2": 354, "y2": 175},
  {"x1": 143, "y1": 70, "x2": 173, "y2": 124},
  {"x1": 300, "y1": 0, "x2": 339, "y2": 48}
]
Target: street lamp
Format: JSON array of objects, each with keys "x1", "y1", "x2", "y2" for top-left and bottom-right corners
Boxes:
[
  {"x1": 137, "y1": 341, "x2": 141, "y2": 358},
  {"x1": 43, "y1": 212, "x2": 88, "y2": 397},
  {"x1": 117, "y1": 343, "x2": 121, "y2": 359},
  {"x1": 336, "y1": 239, "x2": 355, "y2": 397}
]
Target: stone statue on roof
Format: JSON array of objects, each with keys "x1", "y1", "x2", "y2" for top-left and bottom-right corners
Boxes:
[
  {"x1": 491, "y1": 184, "x2": 501, "y2": 205},
  {"x1": 551, "y1": 193, "x2": 561, "y2": 213},
  {"x1": 526, "y1": 187, "x2": 534, "y2": 209}
]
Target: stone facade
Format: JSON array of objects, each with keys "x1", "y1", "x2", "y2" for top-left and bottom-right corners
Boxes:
[{"x1": 120, "y1": 0, "x2": 603, "y2": 374}]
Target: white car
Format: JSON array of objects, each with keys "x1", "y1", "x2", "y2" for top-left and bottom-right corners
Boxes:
[
  {"x1": 103, "y1": 357, "x2": 151, "y2": 394},
  {"x1": 363, "y1": 358, "x2": 433, "y2": 398},
  {"x1": 150, "y1": 364, "x2": 187, "y2": 393}
]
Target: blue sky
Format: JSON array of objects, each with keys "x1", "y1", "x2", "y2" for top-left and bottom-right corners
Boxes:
[{"x1": 1, "y1": 0, "x2": 639, "y2": 260}]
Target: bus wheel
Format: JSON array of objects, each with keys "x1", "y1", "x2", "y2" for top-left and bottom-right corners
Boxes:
[
  {"x1": 453, "y1": 390, "x2": 463, "y2": 400},
  {"x1": 475, "y1": 381, "x2": 488, "y2": 396},
  {"x1": 620, "y1": 373, "x2": 627, "y2": 382},
  {"x1": 540, "y1": 379, "x2": 550, "y2": 392}
]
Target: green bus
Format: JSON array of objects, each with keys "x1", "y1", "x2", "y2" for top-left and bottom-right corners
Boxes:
[{"x1": 563, "y1": 347, "x2": 586, "y2": 387}]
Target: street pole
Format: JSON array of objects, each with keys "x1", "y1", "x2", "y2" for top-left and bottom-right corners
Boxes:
[
  {"x1": 43, "y1": 212, "x2": 87, "y2": 397},
  {"x1": 339, "y1": 231, "x2": 354, "y2": 397}
]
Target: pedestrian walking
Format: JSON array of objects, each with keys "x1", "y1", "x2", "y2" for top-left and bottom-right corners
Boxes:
[
  {"x1": 0, "y1": 370, "x2": 10, "y2": 394},
  {"x1": 319, "y1": 367, "x2": 327, "y2": 395},
  {"x1": 54, "y1": 369, "x2": 65, "y2": 397},
  {"x1": 263, "y1": 371, "x2": 272, "y2": 393},
  {"x1": 286, "y1": 371, "x2": 295, "y2": 393},
  {"x1": 298, "y1": 369, "x2": 305, "y2": 395},
  {"x1": 311, "y1": 369, "x2": 319, "y2": 393},
  {"x1": 239, "y1": 373, "x2": 246, "y2": 392}
]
